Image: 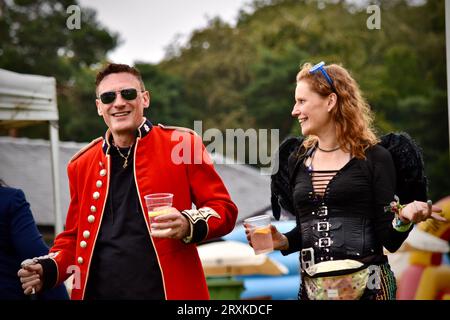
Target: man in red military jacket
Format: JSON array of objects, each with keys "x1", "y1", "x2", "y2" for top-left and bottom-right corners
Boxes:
[{"x1": 18, "y1": 63, "x2": 238, "y2": 300}]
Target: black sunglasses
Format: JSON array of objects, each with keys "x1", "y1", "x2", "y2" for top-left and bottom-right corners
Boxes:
[{"x1": 98, "y1": 88, "x2": 144, "y2": 104}]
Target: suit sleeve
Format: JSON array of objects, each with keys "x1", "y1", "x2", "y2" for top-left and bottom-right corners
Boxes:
[
  {"x1": 10, "y1": 189, "x2": 49, "y2": 260},
  {"x1": 8, "y1": 189, "x2": 69, "y2": 299},
  {"x1": 182, "y1": 133, "x2": 238, "y2": 243}
]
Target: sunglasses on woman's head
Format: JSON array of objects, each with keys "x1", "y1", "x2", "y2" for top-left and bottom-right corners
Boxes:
[
  {"x1": 98, "y1": 88, "x2": 144, "y2": 104},
  {"x1": 309, "y1": 61, "x2": 337, "y2": 93}
]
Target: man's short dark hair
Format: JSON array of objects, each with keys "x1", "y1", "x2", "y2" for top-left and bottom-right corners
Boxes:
[{"x1": 95, "y1": 63, "x2": 145, "y2": 93}]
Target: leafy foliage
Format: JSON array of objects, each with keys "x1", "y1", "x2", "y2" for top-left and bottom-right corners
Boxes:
[
  {"x1": 159, "y1": 0, "x2": 448, "y2": 200},
  {"x1": 0, "y1": 0, "x2": 118, "y2": 141},
  {"x1": 0, "y1": 0, "x2": 448, "y2": 199}
]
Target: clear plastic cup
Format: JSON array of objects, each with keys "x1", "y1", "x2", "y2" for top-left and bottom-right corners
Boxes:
[
  {"x1": 144, "y1": 193, "x2": 173, "y2": 228},
  {"x1": 244, "y1": 214, "x2": 273, "y2": 255}
]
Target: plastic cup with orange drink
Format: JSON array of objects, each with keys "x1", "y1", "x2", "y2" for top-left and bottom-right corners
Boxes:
[{"x1": 244, "y1": 214, "x2": 274, "y2": 254}]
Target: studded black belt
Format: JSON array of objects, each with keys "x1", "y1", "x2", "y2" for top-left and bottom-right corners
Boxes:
[{"x1": 298, "y1": 206, "x2": 381, "y2": 265}]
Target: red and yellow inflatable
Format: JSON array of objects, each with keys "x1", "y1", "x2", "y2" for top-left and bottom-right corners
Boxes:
[{"x1": 397, "y1": 196, "x2": 450, "y2": 300}]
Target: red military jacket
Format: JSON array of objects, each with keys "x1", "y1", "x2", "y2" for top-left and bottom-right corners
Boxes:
[{"x1": 48, "y1": 119, "x2": 238, "y2": 299}]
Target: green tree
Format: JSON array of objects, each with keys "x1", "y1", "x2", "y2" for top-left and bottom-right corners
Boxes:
[
  {"x1": 135, "y1": 62, "x2": 191, "y2": 128},
  {"x1": 160, "y1": 17, "x2": 256, "y2": 131},
  {"x1": 159, "y1": 0, "x2": 448, "y2": 199},
  {"x1": 0, "y1": 0, "x2": 118, "y2": 142},
  {"x1": 1, "y1": 0, "x2": 447, "y2": 199}
]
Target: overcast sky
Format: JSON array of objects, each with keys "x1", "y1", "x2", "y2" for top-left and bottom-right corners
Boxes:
[{"x1": 77, "y1": 0, "x2": 252, "y2": 65}]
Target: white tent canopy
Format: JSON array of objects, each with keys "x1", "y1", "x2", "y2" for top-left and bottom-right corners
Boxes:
[
  {"x1": 0, "y1": 69, "x2": 58, "y2": 123},
  {"x1": 0, "y1": 68, "x2": 63, "y2": 234}
]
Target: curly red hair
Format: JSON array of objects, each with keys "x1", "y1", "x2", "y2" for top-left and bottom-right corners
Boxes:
[{"x1": 296, "y1": 62, "x2": 378, "y2": 159}]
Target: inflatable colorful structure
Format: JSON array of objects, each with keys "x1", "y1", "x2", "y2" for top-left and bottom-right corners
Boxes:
[{"x1": 397, "y1": 196, "x2": 450, "y2": 300}]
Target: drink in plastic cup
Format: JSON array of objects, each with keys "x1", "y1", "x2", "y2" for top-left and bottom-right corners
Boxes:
[
  {"x1": 244, "y1": 214, "x2": 273, "y2": 255},
  {"x1": 144, "y1": 193, "x2": 173, "y2": 230}
]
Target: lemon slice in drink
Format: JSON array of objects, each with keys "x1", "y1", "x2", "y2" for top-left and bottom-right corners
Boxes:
[{"x1": 148, "y1": 208, "x2": 171, "y2": 217}]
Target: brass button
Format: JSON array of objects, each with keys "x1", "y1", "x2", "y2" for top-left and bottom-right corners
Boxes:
[
  {"x1": 80, "y1": 241, "x2": 87, "y2": 248},
  {"x1": 90, "y1": 205, "x2": 96, "y2": 213},
  {"x1": 88, "y1": 215, "x2": 95, "y2": 223},
  {"x1": 100, "y1": 169, "x2": 107, "y2": 177},
  {"x1": 96, "y1": 180, "x2": 103, "y2": 188},
  {"x1": 77, "y1": 257, "x2": 84, "y2": 264},
  {"x1": 83, "y1": 230, "x2": 90, "y2": 239},
  {"x1": 93, "y1": 191, "x2": 100, "y2": 200}
]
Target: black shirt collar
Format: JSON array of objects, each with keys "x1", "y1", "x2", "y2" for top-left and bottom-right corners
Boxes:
[{"x1": 102, "y1": 118, "x2": 153, "y2": 154}]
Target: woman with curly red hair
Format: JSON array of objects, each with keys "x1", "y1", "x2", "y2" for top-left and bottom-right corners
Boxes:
[{"x1": 245, "y1": 62, "x2": 445, "y2": 300}]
